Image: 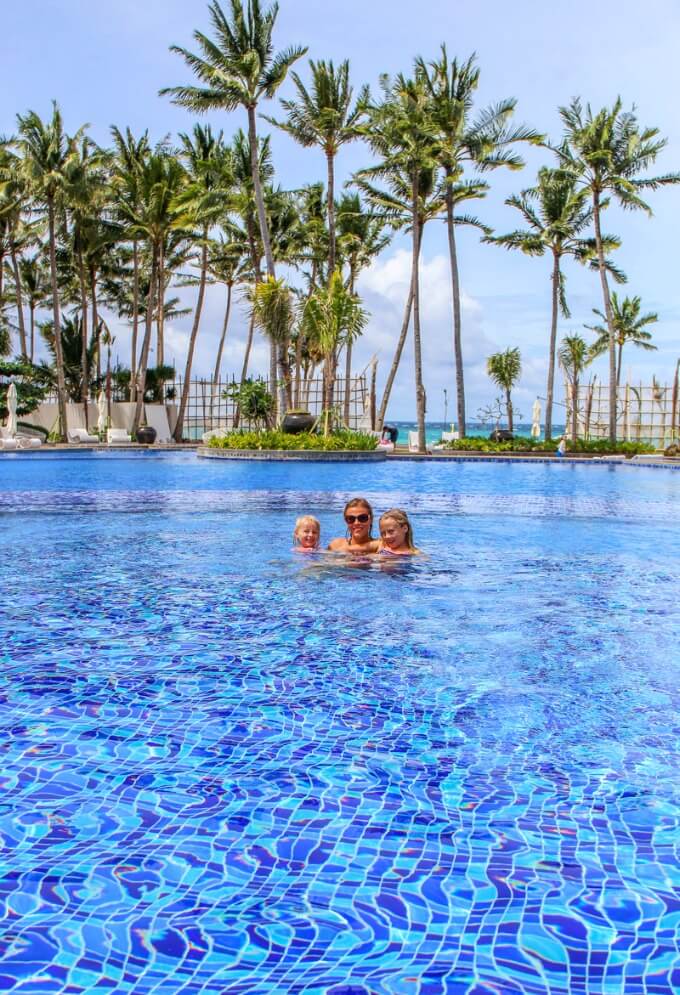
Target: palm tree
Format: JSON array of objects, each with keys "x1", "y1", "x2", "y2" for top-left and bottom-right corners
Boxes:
[
  {"x1": 417, "y1": 48, "x2": 542, "y2": 437},
  {"x1": 206, "y1": 235, "x2": 250, "y2": 386},
  {"x1": 358, "y1": 71, "x2": 441, "y2": 453},
  {"x1": 486, "y1": 347, "x2": 521, "y2": 433},
  {"x1": 161, "y1": 0, "x2": 306, "y2": 279},
  {"x1": 19, "y1": 254, "x2": 50, "y2": 361},
  {"x1": 586, "y1": 293, "x2": 658, "y2": 386},
  {"x1": 487, "y1": 166, "x2": 624, "y2": 440},
  {"x1": 111, "y1": 127, "x2": 151, "y2": 386},
  {"x1": 336, "y1": 193, "x2": 391, "y2": 421},
  {"x1": 266, "y1": 59, "x2": 367, "y2": 273},
  {"x1": 15, "y1": 104, "x2": 86, "y2": 439},
  {"x1": 0, "y1": 149, "x2": 38, "y2": 359},
  {"x1": 299, "y1": 269, "x2": 368, "y2": 432},
  {"x1": 558, "y1": 334, "x2": 590, "y2": 441},
  {"x1": 559, "y1": 97, "x2": 680, "y2": 441},
  {"x1": 40, "y1": 313, "x2": 97, "y2": 402},
  {"x1": 172, "y1": 125, "x2": 233, "y2": 441},
  {"x1": 250, "y1": 275, "x2": 295, "y2": 412}
]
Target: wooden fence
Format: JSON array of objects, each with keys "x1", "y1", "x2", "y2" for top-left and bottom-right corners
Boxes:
[{"x1": 566, "y1": 379, "x2": 680, "y2": 446}]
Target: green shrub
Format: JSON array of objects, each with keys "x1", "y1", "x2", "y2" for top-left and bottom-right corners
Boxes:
[
  {"x1": 443, "y1": 435, "x2": 655, "y2": 456},
  {"x1": 208, "y1": 429, "x2": 378, "y2": 452}
]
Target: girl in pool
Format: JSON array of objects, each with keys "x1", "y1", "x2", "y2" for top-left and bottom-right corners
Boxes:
[
  {"x1": 377, "y1": 508, "x2": 420, "y2": 556},
  {"x1": 293, "y1": 515, "x2": 321, "y2": 552},
  {"x1": 328, "y1": 498, "x2": 379, "y2": 554}
]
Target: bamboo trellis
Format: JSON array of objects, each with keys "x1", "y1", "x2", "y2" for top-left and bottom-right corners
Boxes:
[{"x1": 564, "y1": 378, "x2": 680, "y2": 447}]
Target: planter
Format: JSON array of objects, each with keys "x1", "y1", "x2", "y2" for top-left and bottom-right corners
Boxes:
[
  {"x1": 136, "y1": 426, "x2": 157, "y2": 445},
  {"x1": 282, "y1": 411, "x2": 315, "y2": 434},
  {"x1": 489, "y1": 429, "x2": 514, "y2": 442}
]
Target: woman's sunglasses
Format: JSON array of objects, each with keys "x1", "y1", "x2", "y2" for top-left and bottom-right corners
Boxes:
[{"x1": 345, "y1": 513, "x2": 370, "y2": 524}]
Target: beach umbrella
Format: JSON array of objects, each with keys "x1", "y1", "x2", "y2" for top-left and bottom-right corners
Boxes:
[
  {"x1": 6, "y1": 382, "x2": 18, "y2": 437},
  {"x1": 97, "y1": 390, "x2": 107, "y2": 435},
  {"x1": 531, "y1": 398, "x2": 541, "y2": 439}
]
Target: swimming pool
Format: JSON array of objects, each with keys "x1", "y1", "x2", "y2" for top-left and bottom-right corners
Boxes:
[{"x1": 1, "y1": 453, "x2": 679, "y2": 994}]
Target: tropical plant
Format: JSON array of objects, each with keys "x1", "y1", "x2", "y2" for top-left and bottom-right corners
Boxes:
[
  {"x1": 209, "y1": 427, "x2": 376, "y2": 450},
  {"x1": 586, "y1": 293, "x2": 658, "y2": 385},
  {"x1": 266, "y1": 58, "x2": 367, "y2": 272},
  {"x1": 18, "y1": 254, "x2": 50, "y2": 362},
  {"x1": 416, "y1": 48, "x2": 542, "y2": 437},
  {"x1": 14, "y1": 103, "x2": 87, "y2": 439},
  {"x1": 558, "y1": 333, "x2": 590, "y2": 441},
  {"x1": 40, "y1": 313, "x2": 98, "y2": 401},
  {"x1": 161, "y1": 0, "x2": 306, "y2": 278},
  {"x1": 0, "y1": 359, "x2": 53, "y2": 418},
  {"x1": 299, "y1": 269, "x2": 368, "y2": 432},
  {"x1": 249, "y1": 276, "x2": 295, "y2": 414},
  {"x1": 224, "y1": 376, "x2": 274, "y2": 428},
  {"x1": 486, "y1": 347, "x2": 521, "y2": 432},
  {"x1": 487, "y1": 165, "x2": 624, "y2": 439},
  {"x1": 559, "y1": 97, "x2": 680, "y2": 441}
]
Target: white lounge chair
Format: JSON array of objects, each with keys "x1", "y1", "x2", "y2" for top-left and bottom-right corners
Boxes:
[
  {"x1": 0, "y1": 437, "x2": 19, "y2": 450},
  {"x1": 1, "y1": 426, "x2": 40, "y2": 449},
  {"x1": 68, "y1": 428, "x2": 99, "y2": 444},
  {"x1": 408, "y1": 431, "x2": 432, "y2": 454},
  {"x1": 17, "y1": 436, "x2": 42, "y2": 449},
  {"x1": 107, "y1": 428, "x2": 131, "y2": 445}
]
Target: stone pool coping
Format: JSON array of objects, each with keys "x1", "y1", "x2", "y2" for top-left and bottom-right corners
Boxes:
[{"x1": 197, "y1": 446, "x2": 388, "y2": 461}]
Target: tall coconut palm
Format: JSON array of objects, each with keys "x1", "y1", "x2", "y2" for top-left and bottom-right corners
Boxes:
[
  {"x1": 173, "y1": 125, "x2": 233, "y2": 441},
  {"x1": 265, "y1": 59, "x2": 367, "y2": 273},
  {"x1": 417, "y1": 48, "x2": 543, "y2": 437},
  {"x1": 19, "y1": 254, "x2": 50, "y2": 361},
  {"x1": 558, "y1": 333, "x2": 590, "y2": 441},
  {"x1": 161, "y1": 0, "x2": 306, "y2": 279},
  {"x1": 336, "y1": 193, "x2": 391, "y2": 421},
  {"x1": 487, "y1": 166, "x2": 624, "y2": 440},
  {"x1": 111, "y1": 127, "x2": 151, "y2": 386},
  {"x1": 299, "y1": 269, "x2": 368, "y2": 432},
  {"x1": 0, "y1": 149, "x2": 38, "y2": 359},
  {"x1": 15, "y1": 104, "x2": 86, "y2": 439},
  {"x1": 586, "y1": 293, "x2": 658, "y2": 386},
  {"x1": 207, "y1": 235, "x2": 250, "y2": 386},
  {"x1": 559, "y1": 97, "x2": 680, "y2": 441},
  {"x1": 356, "y1": 73, "x2": 443, "y2": 450},
  {"x1": 486, "y1": 347, "x2": 521, "y2": 433}
]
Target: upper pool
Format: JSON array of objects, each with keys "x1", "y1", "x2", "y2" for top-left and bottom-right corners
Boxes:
[{"x1": 1, "y1": 453, "x2": 678, "y2": 994}]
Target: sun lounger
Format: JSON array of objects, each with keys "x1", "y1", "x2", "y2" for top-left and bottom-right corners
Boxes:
[
  {"x1": 17, "y1": 436, "x2": 42, "y2": 449},
  {"x1": 107, "y1": 428, "x2": 131, "y2": 445},
  {"x1": 68, "y1": 428, "x2": 99, "y2": 444},
  {"x1": 0, "y1": 437, "x2": 19, "y2": 450}
]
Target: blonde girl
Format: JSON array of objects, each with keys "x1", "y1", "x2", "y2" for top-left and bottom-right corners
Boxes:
[
  {"x1": 293, "y1": 515, "x2": 321, "y2": 552},
  {"x1": 377, "y1": 508, "x2": 419, "y2": 556}
]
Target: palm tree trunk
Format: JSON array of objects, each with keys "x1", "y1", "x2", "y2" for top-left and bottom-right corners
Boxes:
[
  {"x1": 327, "y1": 150, "x2": 336, "y2": 274},
  {"x1": 593, "y1": 189, "x2": 617, "y2": 441},
  {"x1": 10, "y1": 247, "x2": 28, "y2": 358},
  {"x1": 616, "y1": 342, "x2": 623, "y2": 387},
  {"x1": 157, "y1": 242, "x2": 166, "y2": 368},
  {"x1": 131, "y1": 239, "x2": 140, "y2": 399},
  {"x1": 212, "y1": 282, "x2": 232, "y2": 385},
  {"x1": 343, "y1": 341, "x2": 353, "y2": 426},
  {"x1": 571, "y1": 379, "x2": 579, "y2": 442},
  {"x1": 47, "y1": 197, "x2": 68, "y2": 441},
  {"x1": 91, "y1": 272, "x2": 101, "y2": 383},
  {"x1": 270, "y1": 341, "x2": 279, "y2": 423},
  {"x1": 77, "y1": 252, "x2": 89, "y2": 428},
  {"x1": 132, "y1": 245, "x2": 158, "y2": 435},
  {"x1": 376, "y1": 271, "x2": 416, "y2": 431},
  {"x1": 174, "y1": 236, "x2": 209, "y2": 442},
  {"x1": 29, "y1": 304, "x2": 35, "y2": 363},
  {"x1": 446, "y1": 172, "x2": 465, "y2": 438},
  {"x1": 247, "y1": 105, "x2": 275, "y2": 278},
  {"x1": 546, "y1": 250, "x2": 560, "y2": 441},
  {"x1": 411, "y1": 177, "x2": 426, "y2": 454},
  {"x1": 506, "y1": 389, "x2": 514, "y2": 434}
]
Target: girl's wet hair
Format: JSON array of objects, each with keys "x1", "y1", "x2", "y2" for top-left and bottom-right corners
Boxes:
[
  {"x1": 379, "y1": 508, "x2": 416, "y2": 551},
  {"x1": 293, "y1": 515, "x2": 321, "y2": 546}
]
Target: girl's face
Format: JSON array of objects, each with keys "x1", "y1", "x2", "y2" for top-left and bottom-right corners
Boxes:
[
  {"x1": 380, "y1": 517, "x2": 408, "y2": 550},
  {"x1": 297, "y1": 523, "x2": 319, "y2": 549},
  {"x1": 345, "y1": 506, "x2": 372, "y2": 543}
]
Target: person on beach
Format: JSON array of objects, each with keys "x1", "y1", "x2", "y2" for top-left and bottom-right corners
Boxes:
[
  {"x1": 377, "y1": 508, "x2": 420, "y2": 556},
  {"x1": 328, "y1": 498, "x2": 379, "y2": 554},
  {"x1": 293, "y1": 515, "x2": 321, "y2": 552}
]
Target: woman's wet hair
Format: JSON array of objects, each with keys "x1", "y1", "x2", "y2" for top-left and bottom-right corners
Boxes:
[
  {"x1": 379, "y1": 508, "x2": 416, "y2": 550},
  {"x1": 344, "y1": 497, "x2": 374, "y2": 540}
]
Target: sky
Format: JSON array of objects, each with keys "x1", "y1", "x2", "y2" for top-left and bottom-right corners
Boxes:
[{"x1": 3, "y1": 0, "x2": 680, "y2": 422}]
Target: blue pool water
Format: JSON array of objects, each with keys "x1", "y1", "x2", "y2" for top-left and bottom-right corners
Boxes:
[{"x1": 1, "y1": 452, "x2": 679, "y2": 994}]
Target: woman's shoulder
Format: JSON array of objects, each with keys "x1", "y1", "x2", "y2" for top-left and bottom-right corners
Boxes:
[{"x1": 328, "y1": 537, "x2": 349, "y2": 551}]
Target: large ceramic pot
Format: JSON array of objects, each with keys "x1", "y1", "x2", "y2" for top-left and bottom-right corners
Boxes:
[
  {"x1": 282, "y1": 411, "x2": 315, "y2": 434},
  {"x1": 489, "y1": 428, "x2": 514, "y2": 442},
  {"x1": 136, "y1": 426, "x2": 157, "y2": 445}
]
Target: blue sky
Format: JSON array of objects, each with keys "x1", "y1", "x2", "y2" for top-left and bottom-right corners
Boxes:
[{"x1": 3, "y1": 0, "x2": 680, "y2": 421}]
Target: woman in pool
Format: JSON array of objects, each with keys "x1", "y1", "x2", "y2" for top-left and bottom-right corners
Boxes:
[
  {"x1": 328, "y1": 498, "x2": 379, "y2": 554},
  {"x1": 377, "y1": 508, "x2": 420, "y2": 556},
  {"x1": 293, "y1": 514, "x2": 321, "y2": 552}
]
